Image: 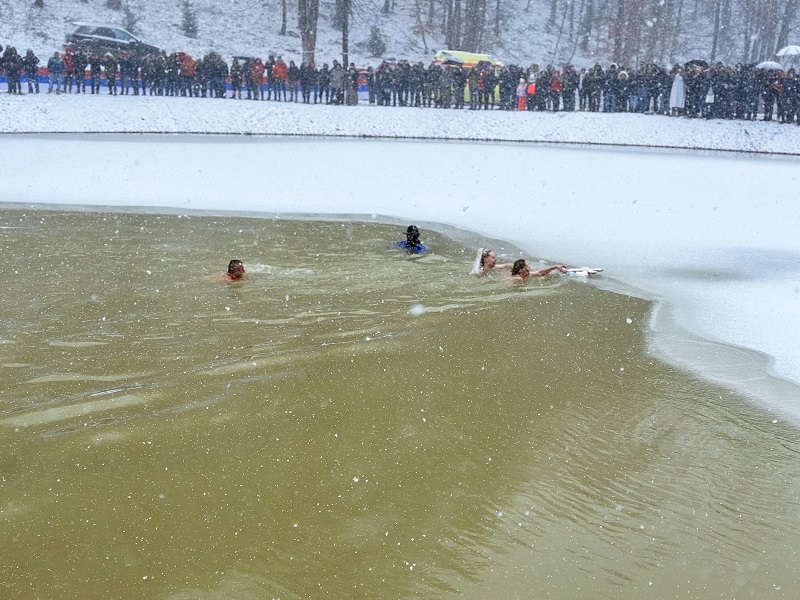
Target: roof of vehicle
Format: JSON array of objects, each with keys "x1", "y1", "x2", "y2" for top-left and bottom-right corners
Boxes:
[
  {"x1": 68, "y1": 21, "x2": 131, "y2": 30},
  {"x1": 432, "y1": 50, "x2": 504, "y2": 69}
]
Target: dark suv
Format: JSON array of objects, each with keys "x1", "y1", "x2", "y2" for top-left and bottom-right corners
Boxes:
[{"x1": 64, "y1": 22, "x2": 160, "y2": 56}]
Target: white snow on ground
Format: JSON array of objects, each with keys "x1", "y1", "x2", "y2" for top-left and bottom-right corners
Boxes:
[
  {"x1": 1, "y1": 94, "x2": 799, "y2": 417},
  {"x1": 2, "y1": 92, "x2": 800, "y2": 154}
]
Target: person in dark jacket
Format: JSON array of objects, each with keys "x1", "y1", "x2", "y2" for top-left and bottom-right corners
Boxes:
[
  {"x1": 104, "y1": 53, "x2": 118, "y2": 95},
  {"x1": 318, "y1": 63, "x2": 330, "y2": 103},
  {"x1": 2, "y1": 46, "x2": 23, "y2": 94},
  {"x1": 452, "y1": 64, "x2": 466, "y2": 109},
  {"x1": 118, "y1": 52, "x2": 131, "y2": 94},
  {"x1": 346, "y1": 62, "x2": 359, "y2": 105},
  {"x1": 88, "y1": 52, "x2": 101, "y2": 93},
  {"x1": 762, "y1": 70, "x2": 781, "y2": 121},
  {"x1": 230, "y1": 57, "x2": 243, "y2": 99},
  {"x1": 299, "y1": 61, "x2": 316, "y2": 103},
  {"x1": 72, "y1": 48, "x2": 88, "y2": 93},
  {"x1": 288, "y1": 60, "x2": 300, "y2": 102},
  {"x1": 481, "y1": 65, "x2": 496, "y2": 109},
  {"x1": 562, "y1": 64, "x2": 579, "y2": 111},
  {"x1": 782, "y1": 68, "x2": 799, "y2": 123},
  {"x1": 265, "y1": 54, "x2": 275, "y2": 100},
  {"x1": 438, "y1": 64, "x2": 452, "y2": 108},
  {"x1": 166, "y1": 52, "x2": 180, "y2": 96},
  {"x1": 23, "y1": 49, "x2": 39, "y2": 93}
]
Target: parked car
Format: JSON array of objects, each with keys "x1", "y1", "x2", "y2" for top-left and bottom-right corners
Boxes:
[{"x1": 64, "y1": 22, "x2": 160, "y2": 56}]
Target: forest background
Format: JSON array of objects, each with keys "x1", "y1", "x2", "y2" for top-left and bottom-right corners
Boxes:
[{"x1": 1, "y1": 0, "x2": 798, "y2": 71}]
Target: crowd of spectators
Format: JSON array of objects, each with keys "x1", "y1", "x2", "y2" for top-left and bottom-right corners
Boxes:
[{"x1": 2, "y1": 41, "x2": 799, "y2": 123}]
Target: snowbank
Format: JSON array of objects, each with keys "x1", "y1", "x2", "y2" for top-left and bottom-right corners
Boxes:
[{"x1": 2, "y1": 92, "x2": 800, "y2": 155}]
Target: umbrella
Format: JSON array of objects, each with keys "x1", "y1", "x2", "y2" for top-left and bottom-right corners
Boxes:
[
  {"x1": 685, "y1": 59, "x2": 709, "y2": 68},
  {"x1": 756, "y1": 60, "x2": 784, "y2": 70},
  {"x1": 776, "y1": 45, "x2": 800, "y2": 57}
]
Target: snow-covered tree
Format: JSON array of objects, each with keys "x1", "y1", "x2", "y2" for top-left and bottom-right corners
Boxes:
[{"x1": 181, "y1": 0, "x2": 198, "y2": 39}]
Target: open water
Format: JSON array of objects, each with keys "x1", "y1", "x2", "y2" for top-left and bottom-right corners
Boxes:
[{"x1": 1, "y1": 209, "x2": 799, "y2": 599}]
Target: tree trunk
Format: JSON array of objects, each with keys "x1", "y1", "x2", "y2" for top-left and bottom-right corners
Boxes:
[
  {"x1": 462, "y1": 0, "x2": 486, "y2": 52},
  {"x1": 454, "y1": 0, "x2": 462, "y2": 47},
  {"x1": 612, "y1": 0, "x2": 625, "y2": 64},
  {"x1": 494, "y1": 0, "x2": 501, "y2": 37},
  {"x1": 280, "y1": 0, "x2": 287, "y2": 35},
  {"x1": 569, "y1": 0, "x2": 575, "y2": 40},
  {"x1": 342, "y1": 0, "x2": 350, "y2": 66},
  {"x1": 742, "y1": 0, "x2": 753, "y2": 62},
  {"x1": 580, "y1": 0, "x2": 593, "y2": 54},
  {"x1": 776, "y1": 0, "x2": 800, "y2": 54},
  {"x1": 548, "y1": 0, "x2": 558, "y2": 28},
  {"x1": 710, "y1": 0, "x2": 722, "y2": 62},
  {"x1": 298, "y1": 0, "x2": 319, "y2": 65}
]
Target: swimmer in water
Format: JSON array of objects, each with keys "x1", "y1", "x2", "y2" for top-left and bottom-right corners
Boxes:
[
  {"x1": 218, "y1": 259, "x2": 245, "y2": 282},
  {"x1": 474, "y1": 248, "x2": 513, "y2": 275},
  {"x1": 395, "y1": 225, "x2": 426, "y2": 254},
  {"x1": 510, "y1": 259, "x2": 567, "y2": 281}
]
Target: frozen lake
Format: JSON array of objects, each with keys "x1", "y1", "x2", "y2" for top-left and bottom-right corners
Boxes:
[{"x1": 2, "y1": 134, "x2": 799, "y2": 417}]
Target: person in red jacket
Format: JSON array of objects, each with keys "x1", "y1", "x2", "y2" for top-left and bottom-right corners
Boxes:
[
  {"x1": 272, "y1": 56, "x2": 288, "y2": 101},
  {"x1": 549, "y1": 70, "x2": 562, "y2": 111},
  {"x1": 178, "y1": 52, "x2": 196, "y2": 96},
  {"x1": 250, "y1": 58, "x2": 265, "y2": 100},
  {"x1": 62, "y1": 46, "x2": 75, "y2": 93}
]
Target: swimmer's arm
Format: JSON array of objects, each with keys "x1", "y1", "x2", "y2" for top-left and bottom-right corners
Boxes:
[{"x1": 530, "y1": 264, "x2": 568, "y2": 277}]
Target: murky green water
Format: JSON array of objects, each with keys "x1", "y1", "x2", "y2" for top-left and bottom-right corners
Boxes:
[{"x1": 1, "y1": 209, "x2": 799, "y2": 599}]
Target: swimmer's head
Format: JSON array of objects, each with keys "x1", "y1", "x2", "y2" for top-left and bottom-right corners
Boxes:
[
  {"x1": 406, "y1": 225, "x2": 420, "y2": 243},
  {"x1": 227, "y1": 259, "x2": 245, "y2": 279},
  {"x1": 480, "y1": 249, "x2": 496, "y2": 269},
  {"x1": 511, "y1": 259, "x2": 527, "y2": 277}
]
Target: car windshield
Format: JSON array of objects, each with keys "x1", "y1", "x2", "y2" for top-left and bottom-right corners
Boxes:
[
  {"x1": 95, "y1": 28, "x2": 116, "y2": 39},
  {"x1": 114, "y1": 30, "x2": 133, "y2": 42}
]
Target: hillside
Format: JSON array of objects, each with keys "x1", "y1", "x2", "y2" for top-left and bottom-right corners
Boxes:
[{"x1": 1, "y1": 0, "x2": 798, "y2": 69}]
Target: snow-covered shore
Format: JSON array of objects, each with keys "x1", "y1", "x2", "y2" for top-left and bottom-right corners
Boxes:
[
  {"x1": 2, "y1": 92, "x2": 800, "y2": 154},
  {"x1": 2, "y1": 94, "x2": 800, "y2": 417}
]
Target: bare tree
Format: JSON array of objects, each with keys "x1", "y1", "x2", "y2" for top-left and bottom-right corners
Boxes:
[
  {"x1": 580, "y1": 0, "x2": 594, "y2": 53},
  {"x1": 549, "y1": 0, "x2": 559, "y2": 28},
  {"x1": 776, "y1": 0, "x2": 800, "y2": 53},
  {"x1": 462, "y1": 0, "x2": 487, "y2": 52},
  {"x1": 280, "y1": 0, "x2": 287, "y2": 35},
  {"x1": 444, "y1": 0, "x2": 463, "y2": 48},
  {"x1": 611, "y1": 0, "x2": 626, "y2": 63},
  {"x1": 710, "y1": 0, "x2": 723, "y2": 61},
  {"x1": 298, "y1": 0, "x2": 319, "y2": 64}
]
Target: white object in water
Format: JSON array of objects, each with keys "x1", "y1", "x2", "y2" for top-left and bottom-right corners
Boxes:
[
  {"x1": 566, "y1": 267, "x2": 604, "y2": 277},
  {"x1": 470, "y1": 247, "x2": 484, "y2": 275}
]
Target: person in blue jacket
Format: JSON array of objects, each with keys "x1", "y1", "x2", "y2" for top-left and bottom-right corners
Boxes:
[
  {"x1": 396, "y1": 225, "x2": 426, "y2": 254},
  {"x1": 47, "y1": 51, "x2": 65, "y2": 94}
]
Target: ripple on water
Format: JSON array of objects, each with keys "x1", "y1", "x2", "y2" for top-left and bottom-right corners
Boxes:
[{"x1": 0, "y1": 393, "x2": 155, "y2": 428}]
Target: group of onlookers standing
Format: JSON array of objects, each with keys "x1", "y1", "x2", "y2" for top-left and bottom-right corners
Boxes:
[{"x1": 2, "y1": 41, "x2": 799, "y2": 123}]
